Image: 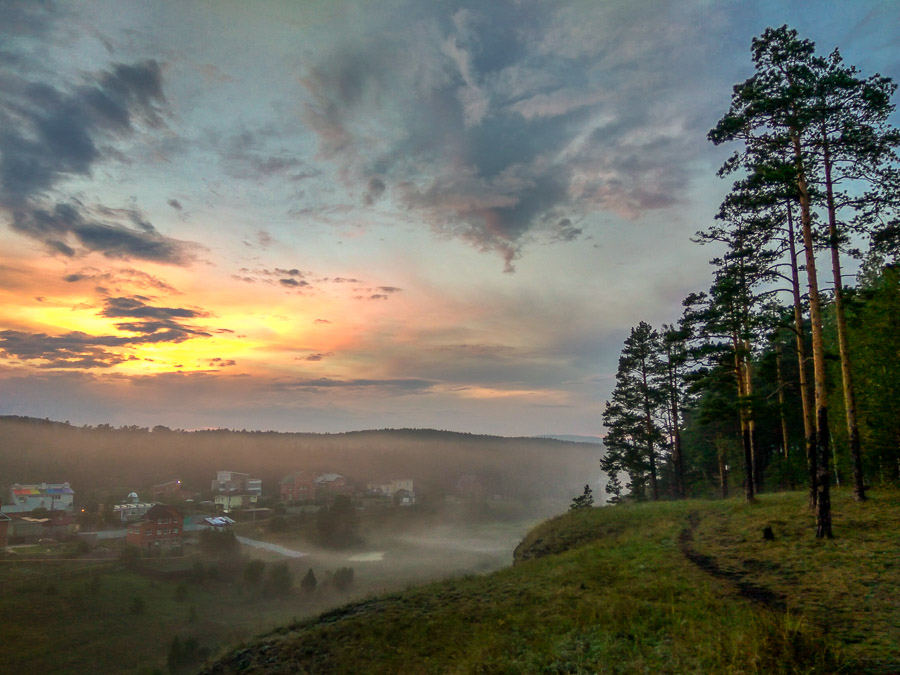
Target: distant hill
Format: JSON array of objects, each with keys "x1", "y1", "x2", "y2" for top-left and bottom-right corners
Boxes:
[
  {"x1": 0, "y1": 416, "x2": 599, "y2": 503},
  {"x1": 536, "y1": 434, "x2": 604, "y2": 445}
]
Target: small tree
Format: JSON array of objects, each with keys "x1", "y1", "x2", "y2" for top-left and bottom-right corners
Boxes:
[
  {"x1": 262, "y1": 562, "x2": 293, "y2": 597},
  {"x1": 333, "y1": 566, "x2": 355, "y2": 592},
  {"x1": 243, "y1": 559, "x2": 265, "y2": 588},
  {"x1": 300, "y1": 568, "x2": 317, "y2": 593},
  {"x1": 569, "y1": 484, "x2": 594, "y2": 510}
]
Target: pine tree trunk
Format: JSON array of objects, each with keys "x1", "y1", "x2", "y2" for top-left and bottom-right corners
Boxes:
[
  {"x1": 792, "y1": 129, "x2": 833, "y2": 539},
  {"x1": 775, "y1": 343, "x2": 790, "y2": 460},
  {"x1": 785, "y1": 203, "x2": 817, "y2": 508},
  {"x1": 744, "y1": 351, "x2": 761, "y2": 494},
  {"x1": 822, "y1": 135, "x2": 866, "y2": 502},
  {"x1": 667, "y1": 347, "x2": 685, "y2": 499},
  {"x1": 733, "y1": 342, "x2": 754, "y2": 502},
  {"x1": 717, "y1": 434, "x2": 729, "y2": 499}
]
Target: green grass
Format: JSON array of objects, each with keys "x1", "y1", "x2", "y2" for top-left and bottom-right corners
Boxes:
[{"x1": 204, "y1": 489, "x2": 900, "y2": 674}]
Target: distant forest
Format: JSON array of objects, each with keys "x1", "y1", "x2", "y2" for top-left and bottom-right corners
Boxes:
[
  {"x1": 600, "y1": 27, "x2": 900, "y2": 538},
  {"x1": 0, "y1": 416, "x2": 600, "y2": 504}
]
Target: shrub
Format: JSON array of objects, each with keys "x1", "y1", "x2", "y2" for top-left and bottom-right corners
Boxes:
[
  {"x1": 300, "y1": 568, "x2": 317, "y2": 593},
  {"x1": 243, "y1": 559, "x2": 265, "y2": 587},
  {"x1": 333, "y1": 566, "x2": 355, "y2": 592},
  {"x1": 262, "y1": 562, "x2": 293, "y2": 597}
]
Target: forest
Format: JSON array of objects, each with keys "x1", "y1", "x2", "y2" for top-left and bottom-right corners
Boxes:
[{"x1": 600, "y1": 26, "x2": 900, "y2": 538}]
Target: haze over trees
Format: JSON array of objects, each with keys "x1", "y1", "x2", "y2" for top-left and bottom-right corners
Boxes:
[{"x1": 601, "y1": 26, "x2": 900, "y2": 538}]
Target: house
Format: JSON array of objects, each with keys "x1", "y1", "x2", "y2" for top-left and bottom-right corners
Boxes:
[
  {"x1": 3, "y1": 482, "x2": 75, "y2": 513},
  {"x1": 126, "y1": 504, "x2": 184, "y2": 551},
  {"x1": 314, "y1": 473, "x2": 352, "y2": 497},
  {"x1": 211, "y1": 470, "x2": 262, "y2": 496},
  {"x1": 366, "y1": 479, "x2": 416, "y2": 504},
  {"x1": 214, "y1": 493, "x2": 257, "y2": 512},
  {"x1": 279, "y1": 471, "x2": 315, "y2": 503},
  {"x1": 455, "y1": 474, "x2": 486, "y2": 500},
  {"x1": 111, "y1": 502, "x2": 156, "y2": 522},
  {"x1": 201, "y1": 515, "x2": 235, "y2": 529},
  {"x1": 150, "y1": 479, "x2": 193, "y2": 501}
]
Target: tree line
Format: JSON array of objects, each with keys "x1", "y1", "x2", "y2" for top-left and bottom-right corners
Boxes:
[{"x1": 601, "y1": 26, "x2": 900, "y2": 538}]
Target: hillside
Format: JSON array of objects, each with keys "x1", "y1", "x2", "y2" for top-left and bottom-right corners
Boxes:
[
  {"x1": 0, "y1": 416, "x2": 599, "y2": 502},
  {"x1": 201, "y1": 488, "x2": 900, "y2": 674}
]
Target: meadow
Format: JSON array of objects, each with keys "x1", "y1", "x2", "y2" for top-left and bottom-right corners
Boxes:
[{"x1": 201, "y1": 487, "x2": 900, "y2": 674}]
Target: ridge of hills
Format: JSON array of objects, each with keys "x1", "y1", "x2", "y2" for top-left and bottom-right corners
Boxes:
[
  {"x1": 0, "y1": 415, "x2": 599, "y2": 502},
  {"x1": 200, "y1": 488, "x2": 900, "y2": 674}
]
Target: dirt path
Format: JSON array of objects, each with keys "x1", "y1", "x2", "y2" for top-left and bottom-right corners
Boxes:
[{"x1": 679, "y1": 512, "x2": 786, "y2": 612}]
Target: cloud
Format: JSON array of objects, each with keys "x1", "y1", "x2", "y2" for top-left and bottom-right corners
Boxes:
[
  {"x1": 271, "y1": 377, "x2": 435, "y2": 393},
  {"x1": 0, "y1": 292, "x2": 221, "y2": 370},
  {"x1": 279, "y1": 278, "x2": 309, "y2": 288},
  {"x1": 363, "y1": 177, "x2": 385, "y2": 206},
  {"x1": 100, "y1": 296, "x2": 206, "y2": 320},
  {"x1": 293, "y1": 2, "x2": 718, "y2": 270},
  {"x1": 1, "y1": 60, "x2": 165, "y2": 203},
  {"x1": 298, "y1": 352, "x2": 334, "y2": 362},
  {"x1": 216, "y1": 127, "x2": 315, "y2": 181},
  {"x1": 0, "y1": 50, "x2": 199, "y2": 264},
  {"x1": 167, "y1": 199, "x2": 183, "y2": 211},
  {"x1": 62, "y1": 267, "x2": 181, "y2": 294}
]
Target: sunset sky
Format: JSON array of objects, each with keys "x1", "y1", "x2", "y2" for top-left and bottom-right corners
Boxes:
[{"x1": 1, "y1": 1, "x2": 898, "y2": 436}]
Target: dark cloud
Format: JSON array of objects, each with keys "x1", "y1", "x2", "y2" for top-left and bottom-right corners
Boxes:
[
  {"x1": 377, "y1": 286, "x2": 402, "y2": 293},
  {"x1": 551, "y1": 218, "x2": 582, "y2": 242},
  {"x1": 100, "y1": 296, "x2": 206, "y2": 320},
  {"x1": 61, "y1": 267, "x2": 181, "y2": 294},
  {"x1": 207, "y1": 357, "x2": 237, "y2": 367},
  {"x1": 167, "y1": 199, "x2": 183, "y2": 211},
  {"x1": 314, "y1": 318, "x2": 331, "y2": 324},
  {"x1": 0, "y1": 52, "x2": 197, "y2": 264},
  {"x1": 363, "y1": 177, "x2": 386, "y2": 205},
  {"x1": 271, "y1": 377, "x2": 435, "y2": 393},
  {"x1": 298, "y1": 352, "x2": 334, "y2": 362},
  {"x1": 1, "y1": 60, "x2": 165, "y2": 203},
  {"x1": 279, "y1": 277, "x2": 309, "y2": 288},
  {"x1": 217, "y1": 128, "x2": 314, "y2": 181},
  {"x1": 296, "y1": 2, "x2": 714, "y2": 270},
  {"x1": 0, "y1": 293, "x2": 221, "y2": 369}
]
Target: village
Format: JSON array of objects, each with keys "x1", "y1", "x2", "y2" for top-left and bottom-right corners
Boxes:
[{"x1": 0, "y1": 468, "x2": 502, "y2": 551}]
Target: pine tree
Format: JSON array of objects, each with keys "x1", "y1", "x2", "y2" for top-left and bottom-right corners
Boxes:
[
  {"x1": 710, "y1": 26, "x2": 834, "y2": 536},
  {"x1": 601, "y1": 322, "x2": 666, "y2": 501},
  {"x1": 569, "y1": 484, "x2": 594, "y2": 510}
]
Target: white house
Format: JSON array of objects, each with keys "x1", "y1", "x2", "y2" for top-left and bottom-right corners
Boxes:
[
  {"x1": 3, "y1": 483, "x2": 75, "y2": 513},
  {"x1": 366, "y1": 479, "x2": 415, "y2": 504}
]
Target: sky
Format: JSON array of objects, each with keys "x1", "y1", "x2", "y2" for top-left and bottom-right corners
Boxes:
[{"x1": 1, "y1": 0, "x2": 898, "y2": 437}]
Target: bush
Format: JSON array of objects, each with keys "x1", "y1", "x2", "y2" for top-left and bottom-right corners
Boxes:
[
  {"x1": 333, "y1": 566, "x2": 354, "y2": 592},
  {"x1": 300, "y1": 568, "x2": 317, "y2": 593},
  {"x1": 243, "y1": 559, "x2": 265, "y2": 587},
  {"x1": 130, "y1": 596, "x2": 146, "y2": 615},
  {"x1": 262, "y1": 562, "x2": 293, "y2": 597}
]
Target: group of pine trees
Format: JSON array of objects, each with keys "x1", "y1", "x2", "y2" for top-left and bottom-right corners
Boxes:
[{"x1": 601, "y1": 26, "x2": 900, "y2": 538}]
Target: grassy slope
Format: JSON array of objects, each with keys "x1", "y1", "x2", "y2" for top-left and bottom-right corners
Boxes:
[{"x1": 202, "y1": 488, "x2": 900, "y2": 674}]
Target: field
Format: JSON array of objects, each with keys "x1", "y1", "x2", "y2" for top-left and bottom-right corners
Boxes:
[
  {"x1": 0, "y1": 504, "x2": 541, "y2": 674},
  {"x1": 201, "y1": 488, "x2": 900, "y2": 674}
]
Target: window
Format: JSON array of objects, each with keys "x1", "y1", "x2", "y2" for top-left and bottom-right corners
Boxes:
[
  {"x1": 173, "y1": 528, "x2": 179, "y2": 534},
  {"x1": 157, "y1": 529, "x2": 162, "y2": 535}
]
